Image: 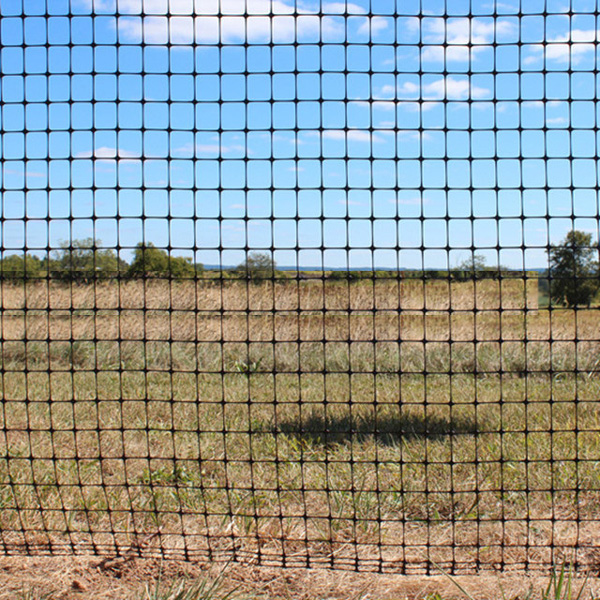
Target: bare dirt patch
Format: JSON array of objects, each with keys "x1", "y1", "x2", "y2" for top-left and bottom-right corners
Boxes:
[{"x1": 0, "y1": 556, "x2": 598, "y2": 600}]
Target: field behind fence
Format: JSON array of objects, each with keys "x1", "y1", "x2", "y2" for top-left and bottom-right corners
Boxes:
[{"x1": 1, "y1": 277, "x2": 599, "y2": 573}]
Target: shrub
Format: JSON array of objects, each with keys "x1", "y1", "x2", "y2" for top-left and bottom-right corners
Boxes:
[{"x1": 235, "y1": 251, "x2": 277, "y2": 282}]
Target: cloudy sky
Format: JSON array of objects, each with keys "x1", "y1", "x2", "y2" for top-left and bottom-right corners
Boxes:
[{"x1": 1, "y1": 0, "x2": 599, "y2": 269}]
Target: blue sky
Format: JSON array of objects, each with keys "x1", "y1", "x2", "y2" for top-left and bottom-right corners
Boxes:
[{"x1": 1, "y1": 0, "x2": 599, "y2": 269}]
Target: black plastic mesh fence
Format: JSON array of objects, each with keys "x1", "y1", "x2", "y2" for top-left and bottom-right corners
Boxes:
[{"x1": 1, "y1": 0, "x2": 600, "y2": 574}]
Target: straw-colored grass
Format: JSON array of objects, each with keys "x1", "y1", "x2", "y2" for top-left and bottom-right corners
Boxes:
[{"x1": 0, "y1": 278, "x2": 599, "y2": 573}]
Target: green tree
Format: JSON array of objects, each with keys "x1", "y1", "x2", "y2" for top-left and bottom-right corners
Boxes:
[
  {"x1": 128, "y1": 243, "x2": 199, "y2": 279},
  {"x1": 549, "y1": 229, "x2": 599, "y2": 307},
  {"x1": 169, "y1": 256, "x2": 197, "y2": 279},
  {"x1": 459, "y1": 253, "x2": 487, "y2": 274},
  {"x1": 0, "y1": 253, "x2": 44, "y2": 280},
  {"x1": 128, "y1": 243, "x2": 169, "y2": 278},
  {"x1": 236, "y1": 251, "x2": 277, "y2": 282},
  {"x1": 450, "y1": 253, "x2": 489, "y2": 280},
  {"x1": 50, "y1": 239, "x2": 122, "y2": 282}
]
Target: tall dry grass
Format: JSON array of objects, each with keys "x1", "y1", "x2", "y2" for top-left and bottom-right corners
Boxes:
[{"x1": 0, "y1": 278, "x2": 598, "y2": 573}]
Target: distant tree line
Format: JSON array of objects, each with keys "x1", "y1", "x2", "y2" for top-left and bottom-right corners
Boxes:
[
  {"x1": 0, "y1": 244, "x2": 285, "y2": 283},
  {"x1": 2, "y1": 231, "x2": 599, "y2": 307},
  {"x1": 0, "y1": 239, "x2": 203, "y2": 282},
  {"x1": 327, "y1": 264, "x2": 535, "y2": 282}
]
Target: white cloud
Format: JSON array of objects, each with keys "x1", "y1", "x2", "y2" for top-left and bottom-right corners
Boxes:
[
  {"x1": 74, "y1": 147, "x2": 139, "y2": 159},
  {"x1": 424, "y1": 17, "x2": 515, "y2": 45},
  {"x1": 373, "y1": 101, "x2": 396, "y2": 111},
  {"x1": 221, "y1": 222, "x2": 245, "y2": 233},
  {"x1": 421, "y1": 45, "x2": 488, "y2": 63},
  {"x1": 86, "y1": 0, "x2": 297, "y2": 15},
  {"x1": 79, "y1": 0, "x2": 116, "y2": 10},
  {"x1": 421, "y1": 45, "x2": 460, "y2": 63},
  {"x1": 78, "y1": 140, "x2": 246, "y2": 157},
  {"x1": 420, "y1": 17, "x2": 516, "y2": 62},
  {"x1": 4, "y1": 168, "x2": 46, "y2": 178},
  {"x1": 522, "y1": 50, "x2": 542, "y2": 65},
  {"x1": 524, "y1": 43, "x2": 595, "y2": 65},
  {"x1": 394, "y1": 77, "x2": 489, "y2": 100},
  {"x1": 431, "y1": 78, "x2": 489, "y2": 99},
  {"x1": 376, "y1": 84, "x2": 397, "y2": 100},
  {"x1": 403, "y1": 17, "x2": 420, "y2": 33},
  {"x1": 357, "y1": 15, "x2": 390, "y2": 37},
  {"x1": 419, "y1": 101, "x2": 442, "y2": 111},
  {"x1": 348, "y1": 100, "x2": 396, "y2": 111},
  {"x1": 397, "y1": 130, "x2": 431, "y2": 141},
  {"x1": 397, "y1": 81, "x2": 420, "y2": 97},
  {"x1": 484, "y1": 1, "x2": 519, "y2": 11},
  {"x1": 321, "y1": 2, "x2": 366, "y2": 14},
  {"x1": 398, "y1": 101, "x2": 441, "y2": 113},
  {"x1": 117, "y1": 13, "x2": 346, "y2": 44},
  {"x1": 546, "y1": 116, "x2": 569, "y2": 125},
  {"x1": 546, "y1": 42, "x2": 595, "y2": 64},
  {"x1": 96, "y1": 0, "x2": 366, "y2": 44},
  {"x1": 194, "y1": 144, "x2": 223, "y2": 154},
  {"x1": 391, "y1": 195, "x2": 430, "y2": 205},
  {"x1": 556, "y1": 28, "x2": 599, "y2": 42},
  {"x1": 338, "y1": 199, "x2": 364, "y2": 206},
  {"x1": 174, "y1": 142, "x2": 247, "y2": 156},
  {"x1": 322, "y1": 129, "x2": 387, "y2": 143},
  {"x1": 299, "y1": 128, "x2": 391, "y2": 144},
  {"x1": 523, "y1": 29, "x2": 598, "y2": 65}
]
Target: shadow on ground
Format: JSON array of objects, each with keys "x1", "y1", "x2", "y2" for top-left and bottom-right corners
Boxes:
[{"x1": 272, "y1": 410, "x2": 479, "y2": 446}]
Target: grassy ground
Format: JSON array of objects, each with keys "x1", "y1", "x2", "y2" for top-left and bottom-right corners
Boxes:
[{"x1": 0, "y1": 278, "x2": 599, "y2": 573}]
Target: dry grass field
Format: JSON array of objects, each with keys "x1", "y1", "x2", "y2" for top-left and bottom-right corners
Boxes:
[{"x1": 1, "y1": 277, "x2": 599, "y2": 574}]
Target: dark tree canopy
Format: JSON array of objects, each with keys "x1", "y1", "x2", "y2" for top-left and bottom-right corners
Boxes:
[
  {"x1": 0, "y1": 253, "x2": 45, "y2": 279},
  {"x1": 128, "y1": 243, "x2": 197, "y2": 279},
  {"x1": 549, "y1": 229, "x2": 599, "y2": 307}
]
